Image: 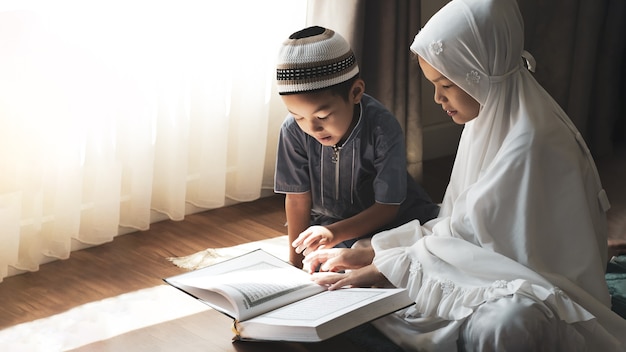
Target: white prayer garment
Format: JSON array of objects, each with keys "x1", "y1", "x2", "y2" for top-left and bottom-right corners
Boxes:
[{"x1": 369, "y1": 0, "x2": 626, "y2": 350}]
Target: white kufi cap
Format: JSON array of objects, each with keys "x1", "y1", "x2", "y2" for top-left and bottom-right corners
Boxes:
[{"x1": 276, "y1": 26, "x2": 359, "y2": 95}]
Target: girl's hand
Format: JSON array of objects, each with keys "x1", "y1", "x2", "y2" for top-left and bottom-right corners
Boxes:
[
  {"x1": 303, "y1": 247, "x2": 374, "y2": 274},
  {"x1": 311, "y1": 264, "x2": 392, "y2": 290},
  {"x1": 292, "y1": 225, "x2": 335, "y2": 255}
]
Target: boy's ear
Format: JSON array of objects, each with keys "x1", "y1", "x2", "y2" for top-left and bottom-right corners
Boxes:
[{"x1": 351, "y1": 78, "x2": 365, "y2": 103}]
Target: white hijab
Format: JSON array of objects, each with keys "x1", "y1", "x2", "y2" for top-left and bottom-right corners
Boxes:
[{"x1": 371, "y1": 0, "x2": 626, "y2": 349}]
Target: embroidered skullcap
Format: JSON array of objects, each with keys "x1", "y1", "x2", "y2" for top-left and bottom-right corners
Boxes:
[{"x1": 276, "y1": 26, "x2": 359, "y2": 95}]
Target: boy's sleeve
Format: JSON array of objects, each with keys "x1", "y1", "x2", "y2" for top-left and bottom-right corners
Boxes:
[
  {"x1": 372, "y1": 113, "x2": 408, "y2": 205},
  {"x1": 274, "y1": 118, "x2": 311, "y2": 194}
]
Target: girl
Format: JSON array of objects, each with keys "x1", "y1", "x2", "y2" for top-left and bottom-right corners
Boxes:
[{"x1": 309, "y1": 0, "x2": 626, "y2": 350}]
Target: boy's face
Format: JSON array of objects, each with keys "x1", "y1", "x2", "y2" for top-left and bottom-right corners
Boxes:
[
  {"x1": 418, "y1": 56, "x2": 480, "y2": 125},
  {"x1": 281, "y1": 79, "x2": 365, "y2": 147}
]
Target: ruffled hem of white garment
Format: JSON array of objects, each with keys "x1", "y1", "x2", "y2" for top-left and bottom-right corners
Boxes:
[
  {"x1": 371, "y1": 240, "x2": 594, "y2": 324},
  {"x1": 371, "y1": 220, "x2": 596, "y2": 325},
  {"x1": 404, "y1": 272, "x2": 594, "y2": 323}
]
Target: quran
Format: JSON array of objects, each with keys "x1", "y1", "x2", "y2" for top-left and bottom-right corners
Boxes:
[{"x1": 164, "y1": 249, "x2": 413, "y2": 342}]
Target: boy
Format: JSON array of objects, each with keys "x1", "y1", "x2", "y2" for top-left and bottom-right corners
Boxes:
[{"x1": 274, "y1": 26, "x2": 439, "y2": 268}]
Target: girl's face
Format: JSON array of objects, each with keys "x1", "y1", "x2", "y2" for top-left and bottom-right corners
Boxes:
[
  {"x1": 280, "y1": 79, "x2": 364, "y2": 147},
  {"x1": 419, "y1": 56, "x2": 480, "y2": 125}
]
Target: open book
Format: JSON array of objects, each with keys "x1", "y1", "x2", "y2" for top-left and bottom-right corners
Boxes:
[{"x1": 164, "y1": 249, "x2": 413, "y2": 342}]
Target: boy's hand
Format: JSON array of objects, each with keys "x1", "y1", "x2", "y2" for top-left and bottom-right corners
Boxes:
[
  {"x1": 292, "y1": 225, "x2": 335, "y2": 255},
  {"x1": 311, "y1": 264, "x2": 392, "y2": 290},
  {"x1": 302, "y1": 247, "x2": 374, "y2": 274}
]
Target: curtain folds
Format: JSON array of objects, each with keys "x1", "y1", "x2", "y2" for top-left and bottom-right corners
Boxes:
[
  {"x1": 359, "y1": 1, "x2": 423, "y2": 181},
  {"x1": 0, "y1": 0, "x2": 307, "y2": 281},
  {"x1": 517, "y1": 0, "x2": 626, "y2": 156}
]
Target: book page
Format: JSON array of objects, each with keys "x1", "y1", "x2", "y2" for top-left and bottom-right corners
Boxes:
[
  {"x1": 257, "y1": 288, "x2": 399, "y2": 322},
  {"x1": 165, "y1": 249, "x2": 325, "y2": 321}
]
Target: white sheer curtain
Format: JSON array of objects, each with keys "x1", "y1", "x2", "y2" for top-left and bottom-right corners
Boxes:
[{"x1": 0, "y1": 0, "x2": 307, "y2": 281}]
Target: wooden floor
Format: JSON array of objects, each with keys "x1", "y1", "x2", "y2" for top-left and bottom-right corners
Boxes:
[
  {"x1": 0, "y1": 195, "x2": 290, "y2": 330},
  {"x1": 0, "y1": 152, "x2": 623, "y2": 351},
  {"x1": 0, "y1": 194, "x2": 390, "y2": 352}
]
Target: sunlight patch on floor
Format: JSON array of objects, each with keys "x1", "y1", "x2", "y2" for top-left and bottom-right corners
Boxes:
[{"x1": 0, "y1": 285, "x2": 209, "y2": 351}]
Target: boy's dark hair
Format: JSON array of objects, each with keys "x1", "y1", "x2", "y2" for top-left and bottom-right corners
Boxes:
[{"x1": 325, "y1": 74, "x2": 360, "y2": 102}]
